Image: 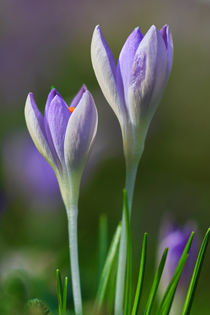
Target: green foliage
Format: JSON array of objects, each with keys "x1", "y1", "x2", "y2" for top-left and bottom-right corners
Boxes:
[
  {"x1": 131, "y1": 232, "x2": 147, "y2": 315},
  {"x1": 98, "y1": 215, "x2": 108, "y2": 279},
  {"x1": 123, "y1": 189, "x2": 132, "y2": 315},
  {"x1": 182, "y1": 228, "x2": 210, "y2": 315},
  {"x1": 144, "y1": 247, "x2": 168, "y2": 315},
  {"x1": 56, "y1": 269, "x2": 69, "y2": 315},
  {"x1": 95, "y1": 221, "x2": 121, "y2": 311}
]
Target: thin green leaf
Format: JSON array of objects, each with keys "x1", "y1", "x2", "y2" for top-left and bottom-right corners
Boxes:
[
  {"x1": 132, "y1": 233, "x2": 148, "y2": 315},
  {"x1": 144, "y1": 247, "x2": 168, "y2": 315},
  {"x1": 157, "y1": 232, "x2": 194, "y2": 315},
  {"x1": 98, "y1": 215, "x2": 108, "y2": 279},
  {"x1": 56, "y1": 269, "x2": 63, "y2": 315},
  {"x1": 159, "y1": 254, "x2": 189, "y2": 315},
  {"x1": 107, "y1": 254, "x2": 118, "y2": 314},
  {"x1": 123, "y1": 189, "x2": 132, "y2": 315},
  {"x1": 95, "y1": 221, "x2": 121, "y2": 310},
  {"x1": 182, "y1": 228, "x2": 210, "y2": 315},
  {"x1": 63, "y1": 276, "x2": 68, "y2": 314}
]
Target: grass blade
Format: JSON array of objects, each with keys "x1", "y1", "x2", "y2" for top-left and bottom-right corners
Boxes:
[
  {"x1": 107, "y1": 255, "x2": 118, "y2": 314},
  {"x1": 98, "y1": 215, "x2": 108, "y2": 279},
  {"x1": 63, "y1": 276, "x2": 68, "y2": 314},
  {"x1": 144, "y1": 247, "x2": 168, "y2": 315},
  {"x1": 132, "y1": 232, "x2": 148, "y2": 315},
  {"x1": 95, "y1": 221, "x2": 121, "y2": 310},
  {"x1": 182, "y1": 228, "x2": 210, "y2": 315},
  {"x1": 156, "y1": 232, "x2": 194, "y2": 315},
  {"x1": 123, "y1": 189, "x2": 132, "y2": 315},
  {"x1": 158, "y1": 254, "x2": 189, "y2": 315},
  {"x1": 56, "y1": 269, "x2": 63, "y2": 315}
]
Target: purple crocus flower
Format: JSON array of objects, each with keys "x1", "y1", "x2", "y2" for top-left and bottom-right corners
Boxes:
[
  {"x1": 91, "y1": 25, "x2": 173, "y2": 313},
  {"x1": 158, "y1": 219, "x2": 198, "y2": 314},
  {"x1": 25, "y1": 85, "x2": 98, "y2": 314},
  {"x1": 25, "y1": 85, "x2": 98, "y2": 206},
  {"x1": 91, "y1": 24, "x2": 173, "y2": 167}
]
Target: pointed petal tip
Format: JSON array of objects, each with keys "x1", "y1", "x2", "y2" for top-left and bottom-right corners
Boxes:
[
  {"x1": 95, "y1": 24, "x2": 101, "y2": 31},
  {"x1": 132, "y1": 26, "x2": 143, "y2": 39},
  {"x1": 48, "y1": 87, "x2": 60, "y2": 98},
  {"x1": 28, "y1": 92, "x2": 34, "y2": 101},
  {"x1": 161, "y1": 24, "x2": 170, "y2": 31},
  {"x1": 80, "y1": 84, "x2": 88, "y2": 93},
  {"x1": 26, "y1": 92, "x2": 37, "y2": 111}
]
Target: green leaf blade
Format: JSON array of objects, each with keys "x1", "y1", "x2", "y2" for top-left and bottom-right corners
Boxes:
[
  {"x1": 63, "y1": 276, "x2": 68, "y2": 314},
  {"x1": 56, "y1": 268, "x2": 63, "y2": 315},
  {"x1": 95, "y1": 221, "x2": 121, "y2": 310},
  {"x1": 157, "y1": 232, "x2": 195, "y2": 315},
  {"x1": 182, "y1": 228, "x2": 210, "y2": 315},
  {"x1": 144, "y1": 247, "x2": 168, "y2": 315},
  {"x1": 132, "y1": 232, "x2": 148, "y2": 315},
  {"x1": 123, "y1": 189, "x2": 132, "y2": 315}
]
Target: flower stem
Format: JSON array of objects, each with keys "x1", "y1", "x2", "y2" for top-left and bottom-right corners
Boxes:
[
  {"x1": 114, "y1": 163, "x2": 138, "y2": 315},
  {"x1": 67, "y1": 206, "x2": 83, "y2": 315}
]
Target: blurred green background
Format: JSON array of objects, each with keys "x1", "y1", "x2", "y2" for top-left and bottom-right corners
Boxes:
[{"x1": 0, "y1": 0, "x2": 210, "y2": 314}]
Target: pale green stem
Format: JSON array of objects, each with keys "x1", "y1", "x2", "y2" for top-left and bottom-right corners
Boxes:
[
  {"x1": 67, "y1": 205, "x2": 83, "y2": 315},
  {"x1": 114, "y1": 162, "x2": 138, "y2": 315}
]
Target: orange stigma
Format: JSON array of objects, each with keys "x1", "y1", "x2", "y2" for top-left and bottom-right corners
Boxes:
[{"x1": 68, "y1": 106, "x2": 75, "y2": 114}]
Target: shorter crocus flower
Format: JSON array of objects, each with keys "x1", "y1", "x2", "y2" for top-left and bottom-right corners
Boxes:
[
  {"x1": 91, "y1": 25, "x2": 173, "y2": 314},
  {"x1": 158, "y1": 218, "x2": 198, "y2": 315},
  {"x1": 25, "y1": 85, "x2": 98, "y2": 315}
]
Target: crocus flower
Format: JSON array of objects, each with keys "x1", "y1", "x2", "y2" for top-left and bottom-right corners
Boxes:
[
  {"x1": 158, "y1": 219, "x2": 198, "y2": 315},
  {"x1": 91, "y1": 24, "x2": 173, "y2": 314},
  {"x1": 25, "y1": 85, "x2": 98, "y2": 315},
  {"x1": 91, "y1": 24, "x2": 173, "y2": 169}
]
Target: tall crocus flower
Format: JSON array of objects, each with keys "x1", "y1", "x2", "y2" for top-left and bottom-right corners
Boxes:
[
  {"x1": 25, "y1": 85, "x2": 98, "y2": 315},
  {"x1": 91, "y1": 24, "x2": 173, "y2": 314},
  {"x1": 158, "y1": 219, "x2": 198, "y2": 315}
]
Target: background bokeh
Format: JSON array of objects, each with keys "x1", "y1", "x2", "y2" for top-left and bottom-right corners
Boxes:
[{"x1": 0, "y1": 0, "x2": 210, "y2": 313}]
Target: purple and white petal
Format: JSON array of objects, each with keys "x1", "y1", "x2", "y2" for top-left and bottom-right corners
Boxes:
[
  {"x1": 45, "y1": 88, "x2": 61, "y2": 116},
  {"x1": 160, "y1": 25, "x2": 173, "y2": 79},
  {"x1": 64, "y1": 90, "x2": 98, "y2": 171},
  {"x1": 116, "y1": 27, "x2": 143, "y2": 106},
  {"x1": 47, "y1": 95, "x2": 70, "y2": 163},
  {"x1": 24, "y1": 93, "x2": 57, "y2": 168},
  {"x1": 91, "y1": 25, "x2": 124, "y2": 123},
  {"x1": 127, "y1": 25, "x2": 167, "y2": 127},
  {"x1": 70, "y1": 84, "x2": 87, "y2": 108},
  {"x1": 44, "y1": 89, "x2": 62, "y2": 166}
]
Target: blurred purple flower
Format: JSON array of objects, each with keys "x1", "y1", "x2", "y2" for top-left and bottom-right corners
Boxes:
[
  {"x1": 91, "y1": 24, "x2": 173, "y2": 167},
  {"x1": 3, "y1": 131, "x2": 60, "y2": 210},
  {"x1": 158, "y1": 218, "x2": 199, "y2": 314}
]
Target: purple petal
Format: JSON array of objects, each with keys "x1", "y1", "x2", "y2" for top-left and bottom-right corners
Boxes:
[
  {"x1": 116, "y1": 27, "x2": 143, "y2": 105},
  {"x1": 46, "y1": 95, "x2": 70, "y2": 163},
  {"x1": 91, "y1": 25, "x2": 124, "y2": 123},
  {"x1": 64, "y1": 90, "x2": 98, "y2": 171},
  {"x1": 158, "y1": 218, "x2": 198, "y2": 298},
  {"x1": 127, "y1": 25, "x2": 167, "y2": 126},
  {"x1": 70, "y1": 84, "x2": 87, "y2": 108},
  {"x1": 24, "y1": 93, "x2": 57, "y2": 168},
  {"x1": 160, "y1": 25, "x2": 173, "y2": 78},
  {"x1": 44, "y1": 89, "x2": 63, "y2": 166}
]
